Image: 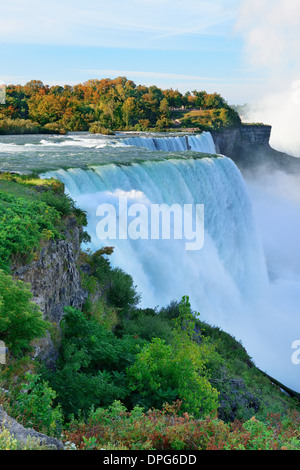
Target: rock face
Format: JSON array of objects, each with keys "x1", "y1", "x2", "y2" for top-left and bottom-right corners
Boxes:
[
  {"x1": 0, "y1": 406, "x2": 64, "y2": 450},
  {"x1": 211, "y1": 124, "x2": 271, "y2": 161},
  {"x1": 11, "y1": 216, "x2": 88, "y2": 364},
  {"x1": 211, "y1": 124, "x2": 300, "y2": 173}
]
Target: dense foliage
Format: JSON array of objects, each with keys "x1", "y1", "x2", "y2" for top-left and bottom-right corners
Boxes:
[
  {"x1": 0, "y1": 172, "x2": 88, "y2": 272},
  {"x1": 0, "y1": 78, "x2": 241, "y2": 134},
  {"x1": 1, "y1": 176, "x2": 300, "y2": 450},
  {"x1": 62, "y1": 401, "x2": 300, "y2": 450},
  {"x1": 0, "y1": 270, "x2": 49, "y2": 357}
]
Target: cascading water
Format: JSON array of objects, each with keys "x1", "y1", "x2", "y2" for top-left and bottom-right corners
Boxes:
[
  {"x1": 40, "y1": 132, "x2": 300, "y2": 392},
  {"x1": 45, "y1": 157, "x2": 268, "y2": 312},
  {"x1": 120, "y1": 131, "x2": 216, "y2": 153}
]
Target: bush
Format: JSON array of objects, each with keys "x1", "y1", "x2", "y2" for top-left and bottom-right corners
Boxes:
[
  {"x1": 0, "y1": 190, "x2": 61, "y2": 272},
  {"x1": 0, "y1": 428, "x2": 19, "y2": 450},
  {"x1": 89, "y1": 122, "x2": 115, "y2": 135},
  {"x1": 62, "y1": 401, "x2": 300, "y2": 450},
  {"x1": 107, "y1": 267, "x2": 141, "y2": 314},
  {"x1": 45, "y1": 307, "x2": 143, "y2": 417},
  {"x1": 0, "y1": 179, "x2": 88, "y2": 272},
  {"x1": 0, "y1": 270, "x2": 50, "y2": 357},
  {"x1": 8, "y1": 372, "x2": 63, "y2": 437},
  {"x1": 127, "y1": 296, "x2": 219, "y2": 417},
  {"x1": 0, "y1": 117, "x2": 43, "y2": 135},
  {"x1": 122, "y1": 309, "x2": 173, "y2": 342},
  {"x1": 43, "y1": 122, "x2": 66, "y2": 134}
]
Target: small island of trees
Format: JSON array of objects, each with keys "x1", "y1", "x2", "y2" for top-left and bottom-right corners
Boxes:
[{"x1": 0, "y1": 77, "x2": 241, "y2": 135}]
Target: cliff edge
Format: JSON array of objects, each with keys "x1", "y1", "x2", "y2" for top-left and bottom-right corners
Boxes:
[{"x1": 211, "y1": 124, "x2": 300, "y2": 173}]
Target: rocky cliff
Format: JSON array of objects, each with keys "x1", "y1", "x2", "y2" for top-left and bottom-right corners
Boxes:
[
  {"x1": 211, "y1": 124, "x2": 300, "y2": 173},
  {"x1": 0, "y1": 406, "x2": 64, "y2": 450},
  {"x1": 11, "y1": 216, "x2": 88, "y2": 365}
]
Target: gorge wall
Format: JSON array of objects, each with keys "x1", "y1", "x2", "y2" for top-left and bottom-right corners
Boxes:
[
  {"x1": 211, "y1": 124, "x2": 300, "y2": 173},
  {"x1": 11, "y1": 216, "x2": 88, "y2": 364}
]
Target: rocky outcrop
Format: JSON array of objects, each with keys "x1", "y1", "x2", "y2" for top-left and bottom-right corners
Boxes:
[
  {"x1": 0, "y1": 406, "x2": 64, "y2": 450},
  {"x1": 11, "y1": 216, "x2": 88, "y2": 365},
  {"x1": 211, "y1": 124, "x2": 300, "y2": 174}
]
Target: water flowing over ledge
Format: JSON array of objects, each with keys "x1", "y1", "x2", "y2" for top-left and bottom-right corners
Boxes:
[
  {"x1": 120, "y1": 131, "x2": 216, "y2": 153},
  {"x1": 0, "y1": 131, "x2": 218, "y2": 173},
  {"x1": 43, "y1": 156, "x2": 268, "y2": 335}
]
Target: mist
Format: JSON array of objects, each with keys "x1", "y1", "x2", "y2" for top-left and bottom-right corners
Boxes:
[{"x1": 236, "y1": 0, "x2": 300, "y2": 156}]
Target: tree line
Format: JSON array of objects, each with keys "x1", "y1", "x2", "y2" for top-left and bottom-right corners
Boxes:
[{"x1": 0, "y1": 77, "x2": 241, "y2": 134}]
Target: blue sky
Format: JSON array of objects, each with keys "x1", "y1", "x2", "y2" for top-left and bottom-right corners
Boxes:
[{"x1": 0, "y1": 0, "x2": 297, "y2": 105}]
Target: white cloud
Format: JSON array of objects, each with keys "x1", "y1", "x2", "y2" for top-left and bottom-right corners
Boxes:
[
  {"x1": 236, "y1": 0, "x2": 300, "y2": 156},
  {"x1": 83, "y1": 70, "x2": 220, "y2": 81},
  {"x1": 0, "y1": 0, "x2": 239, "y2": 48},
  {"x1": 236, "y1": 0, "x2": 300, "y2": 72}
]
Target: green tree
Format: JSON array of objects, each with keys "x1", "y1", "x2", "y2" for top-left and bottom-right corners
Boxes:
[
  {"x1": 9, "y1": 372, "x2": 63, "y2": 437},
  {"x1": 28, "y1": 94, "x2": 67, "y2": 126},
  {"x1": 159, "y1": 97, "x2": 170, "y2": 116},
  {"x1": 46, "y1": 307, "x2": 142, "y2": 416},
  {"x1": 122, "y1": 97, "x2": 139, "y2": 127},
  {"x1": 0, "y1": 270, "x2": 50, "y2": 356},
  {"x1": 127, "y1": 296, "x2": 219, "y2": 417}
]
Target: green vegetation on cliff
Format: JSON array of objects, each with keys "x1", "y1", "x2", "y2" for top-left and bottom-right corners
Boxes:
[
  {"x1": 1, "y1": 175, "x2": 300, "y2": 450},
  {"x1": 0, "y1": 172, "x2": 89, "y2": 273}
]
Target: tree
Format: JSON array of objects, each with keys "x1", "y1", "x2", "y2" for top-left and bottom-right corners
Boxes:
[
  {"x1": 159, "y1": 97, "x2": 170, "y2": 116},
  {"x1": 192, "y1": 90, "x2": 207, "y2": 109},
  {"x1": 122, "y1": 97, "x2": 139, "y2": 127},
  {"x1": 0, "y1": 270, "x2": 50, "y2": 356},
  {"x1": 23, "y1": 80, "x2": 46, "y2": 96},
  {"x1": 204, "y1": 93, "x2": 226, "y2": 109},
  {"x1": 127, "y1": 296, "x2": 219, "y2": 417},
  {"x1": 28, "y1": 94, "x2": 67, "y2": 126}
]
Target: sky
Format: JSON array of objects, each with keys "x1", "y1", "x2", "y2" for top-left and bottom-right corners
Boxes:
[{"x1": 0, "y1": 0, "x2": 299, "y2": 109}]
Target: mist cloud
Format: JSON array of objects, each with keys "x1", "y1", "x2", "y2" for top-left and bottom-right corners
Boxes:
[{"x1": 236, "y1": 0, "x2": 300, "y2": 156}]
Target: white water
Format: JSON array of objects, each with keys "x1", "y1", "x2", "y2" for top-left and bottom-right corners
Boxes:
[
  {"x1": 44, "y1": 157, "x2": 268, "y2": 317},
  {"x1": 121, "y1": 131, "x2": 216, "y2": 153},
  {"x1": 0, "y1": 131, "x2": 217, "y2": 173},
  {"x1": 41, "y1": 133, "x2": 300, "y2": 392}
]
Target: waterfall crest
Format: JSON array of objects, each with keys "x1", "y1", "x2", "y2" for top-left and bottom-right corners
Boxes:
[{"x1": 120, "y1": 131, "x2": 217, "y2": 154}]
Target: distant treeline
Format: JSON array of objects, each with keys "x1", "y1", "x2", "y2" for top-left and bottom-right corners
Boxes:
[{"x1": 0, "y1": 77, "x2": 241, "y2": 134}]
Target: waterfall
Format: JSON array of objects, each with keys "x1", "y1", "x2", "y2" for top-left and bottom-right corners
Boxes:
[
  {"x1": 43, "y1": 149, "x2": 300, "y2": 391},
  {"x1": 120, "y1": 131, "x2": 217, "y2": 154},
  {"x1": 44, "y1": 156, "x2": 267, "y2": 327}
]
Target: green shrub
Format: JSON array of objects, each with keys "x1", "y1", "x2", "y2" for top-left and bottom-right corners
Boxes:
[
  {"x1": 8, "y1": 372, "x2": 63, "y2": 437},
  {"x1": 107, "y1": 267, "x2": 140, "y2": 314},
  {"x1": 122, "y1": 310, "x2": 173, "y2": 342},
  {"x1": 0, "y1": 190, "x2": 61, "y2": 272},
  {"x1": 45, "y1": 307, "x2": 143, "y2": 417},
  {"x1": 0, "y1": 117, "x2": 43, "y2": 135},
  {"x1": 127, "y1": 296, "x2": 219, "y2": 417},
  {"x1": 89, "y1": 122, "x2": 115, "y2": 135},
  {"x1": 0, "y1": 428, "x2": 19, "y2": 450},
  {"x1": 0, "y1": 178, "x2": 88, "y2": 272},
  {"x1": 0, "y1": 270, "x2": 50, "y2": 356}
]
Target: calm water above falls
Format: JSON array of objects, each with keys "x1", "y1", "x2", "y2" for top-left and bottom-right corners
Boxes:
[{"x1": 0, "y1": 131, "x2": 216, "y2": 173}]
